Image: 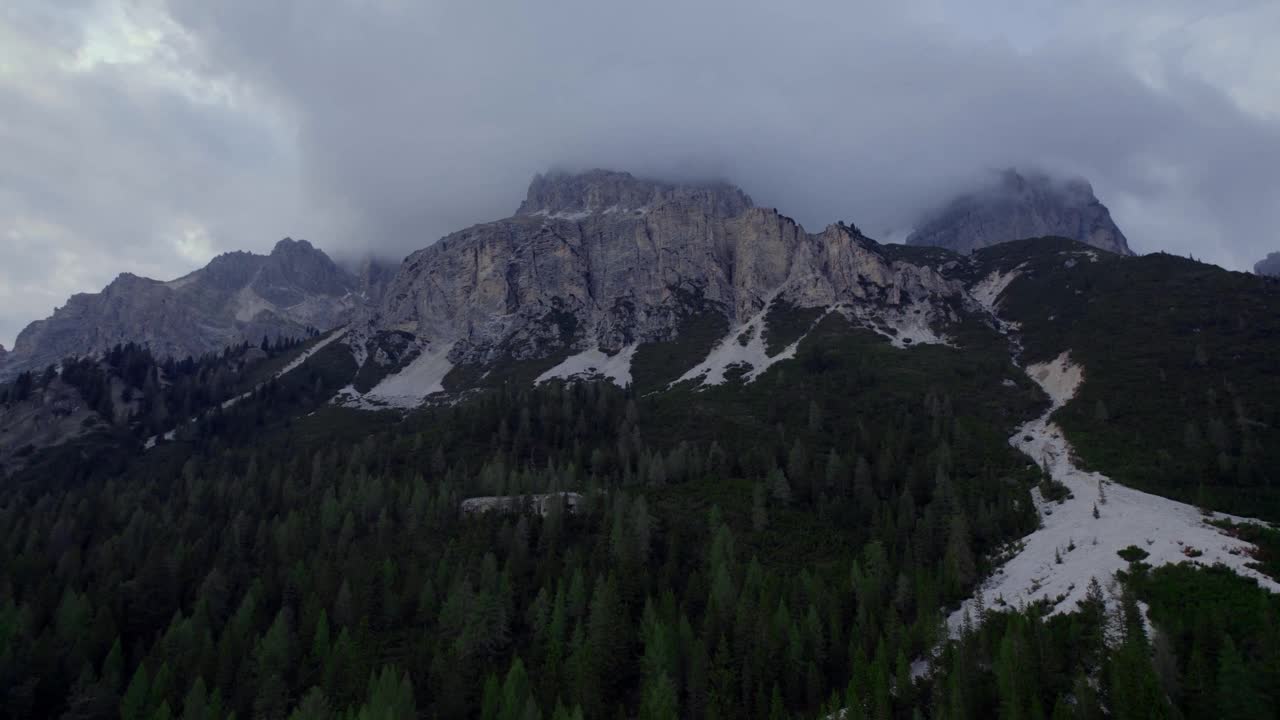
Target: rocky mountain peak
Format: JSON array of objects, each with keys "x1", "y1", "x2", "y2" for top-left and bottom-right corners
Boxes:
[
  {"x1": 1255, "y1": 252, "x2": 1280, "y2": 277},
  {"x1": 256, "y1": 237, "x2": 353, "y2": 300},
  {"x1": 907, "y1": 168, "x2": 1132, "y2": 256},
  {"x1": 103, "y1": 272, "x2": 159, "y2": 292},
  {"x1": 270, "y1": 237, "x2": 317, "y2": 256},
  {"x1": 199, "y1": 250, "x2": 266, "y2": 291},
  {"x1": 516, "y1": 169, "x2": 753, "y2": 219}
]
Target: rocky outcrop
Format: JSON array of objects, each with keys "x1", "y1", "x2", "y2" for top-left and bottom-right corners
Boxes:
[
  {"x1": 1, "y1": 238, "x2": 359, "y2": 378},
  {"x1": 1255, "y1": 252, "x2": 1280, "y2": 277},
  {"x1": 371, "y1": 170, "x2": 962, "y2": 367},
  {"x1": 907, "y1": 169, "x2": 1132, "y2": 256},
  {"x1": 0, "y1": 377, "x2": 99, "y2": 475}
]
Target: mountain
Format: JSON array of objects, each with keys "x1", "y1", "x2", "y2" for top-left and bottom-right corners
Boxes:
[
  {"x1": 348, "y1": 169, "x2": 964, "y2": 402},
  {"x1": 0, "y1": 238, "x2": 362, "y2": 379},
  {"x1": 3, "y1": 168, "x2": 1280, "y2": 720},
  {"x1": 1256, "y1": 251, "x2": 1280, "y2": 276},
  {"x1": 906, "y1": 168, "x2": 1132, "y2": 255}
]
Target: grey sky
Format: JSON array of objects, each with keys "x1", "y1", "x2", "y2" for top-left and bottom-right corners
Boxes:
[{"x1": 2, "y1": 0, "x2": 1278, "y2": 348}]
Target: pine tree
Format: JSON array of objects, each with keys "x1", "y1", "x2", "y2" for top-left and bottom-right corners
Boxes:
[
  {"x1": 638, "y1": 673, "x2": 678, "y2": 720},
  {"x1": 121, "y1": 662, "x2": 151, "y2": 720},
  {"x1": 1216, "y1": 636, "x2": 1266, "y2": 720}
]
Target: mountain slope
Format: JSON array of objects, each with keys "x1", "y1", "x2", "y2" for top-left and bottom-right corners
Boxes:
[
  {"x1": 907, "y1": 169, "x2": 1132, "y2": 255},
  {"x1": 0, "y1": 238, "x2": 362, "y2": 379},
  {"x1": 967, "y1": 237, "x2": 1280, "y2": 519}
]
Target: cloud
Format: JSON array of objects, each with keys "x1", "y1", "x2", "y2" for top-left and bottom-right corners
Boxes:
[
  {"x1": 2, "y1": 0, "x2": 1278, "y2": 346},
  {"x1": 0, "y1": 1, "x2": 312, "y2": 347},
  {"x1": 165, "y1": 0, "x2": 1280, "y2": 262}
]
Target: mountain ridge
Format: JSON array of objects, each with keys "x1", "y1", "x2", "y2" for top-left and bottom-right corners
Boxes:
[
  {"x1": 0, "y1": 169, "x2": 1140, "y2": 388},
  {"x1": 0, "y1": 237, "x2": 368, "y2": 379}
]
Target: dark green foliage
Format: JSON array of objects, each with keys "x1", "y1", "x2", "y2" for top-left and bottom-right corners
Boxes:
[
  {"x1": 762, "y1": 299, "x2": 826, "y2": 356},
  {"x1": 982, "y1": 238, "x2": 1280, "y2": 519},
  {"x1": 4, "y1": 246, "x2": 1279, "y2": 717},
  {"x1": 0, "y1": 302, "x2": 1045, "y2": 717},
  {"x1": 443, "y1": 353, "x2": 570, "y2": 394},
  {"x1": 1129, "y1": 563, "x2": 1280, "y2": 718},
  {"x1": 1117, "y1": 545, "x2": 1150, "y2": 563},
  {"x1": 932, "y1": 562, "x2": 1280, "y2": 720},
  {"x1": 1211, "y1": 519, "x2": 1280, "y2": 581},
  {"x1": 630, "y1": 311, "x2": 729, "y2": 393}
]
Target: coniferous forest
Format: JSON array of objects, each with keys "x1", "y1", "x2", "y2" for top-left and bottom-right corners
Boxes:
[{"x1": 0, "y1": 319, "x2": 1277, "y2": 719}]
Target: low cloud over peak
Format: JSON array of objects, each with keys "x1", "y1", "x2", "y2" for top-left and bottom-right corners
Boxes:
[{"x1": 1, "y1": 0, "x2": 1278, "y2": 346}]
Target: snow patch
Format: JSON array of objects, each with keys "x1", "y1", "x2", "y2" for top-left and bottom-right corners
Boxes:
[
  {"x1": 531, "y1": 205, "x2": 646, "y2": 220},
  {"x1": 971, "y1": 267, "x2": 1023, "y2": 312},
  {"x1": 536, "y1": 345, "x2": 636, "y2": 387},
  {"x1": 356, "y1": 341, "x2": 456, "y2": 408},
  {"x1": 842, "y1": 301, "x2": 950, "y2": 348},
  {"x1": 948, "y1": 352, "x2": 1279, "y2": 632},
  {"x1": 1028, "y1": 351, "x2": 1083, "y2": 408},
  {"x1": 676, "y1": 299, "x2": 809, "y2": 387}
]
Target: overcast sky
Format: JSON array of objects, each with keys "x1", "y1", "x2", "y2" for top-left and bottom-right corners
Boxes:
[{"x1": 2, "y1": 0, "x2": 1279, "y2": 348}]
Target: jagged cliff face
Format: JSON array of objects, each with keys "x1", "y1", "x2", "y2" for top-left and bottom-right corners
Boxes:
[
  {"x1": 372, "y1": 170, "x2": 962, "y2": 366},
  {"x1": 1255, "y1": 252, "x2": 1280, "y2": 277},
  {"x1": 1, "y1": 239, "x2": 361, "y2": 378},
  {"x1": 907, "y1": 169, "x2": 1132, "y2": 256}
]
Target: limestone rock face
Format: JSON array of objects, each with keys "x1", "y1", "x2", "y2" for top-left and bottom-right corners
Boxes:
[
  {"x1": 1, "y1": 238, "x2": 359, "y2": 378},
  {"x1": 907, "y1": 169, "x2": 1132, "y2": 255},
  {"x1": 1255, "y1": 252, "x2": 1280, "y2": 277},
  {"x1": 373, "y1": 171, "x2": 962, "y2": 365}
]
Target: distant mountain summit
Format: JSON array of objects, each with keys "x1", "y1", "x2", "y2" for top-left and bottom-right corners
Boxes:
[
  {"x1": 0, "y1": 238, "x2": 365, "y2": 378},
  {"x1": 518, "y1": 169, "x2": 754, "y2": 219},
  {"x1": 1256, "y1": 252, "x2": 1280, "y2": 277},
  {"x1": 907, "y1": 169, "x2": 1132, "y2": 255}
]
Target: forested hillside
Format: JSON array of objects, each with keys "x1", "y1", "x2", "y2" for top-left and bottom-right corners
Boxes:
[
  {"x1": 976, "y1": 239, "x2": 1280, "y2": 519},
  {"x1": 2, "y1": 241, "x2": 1279, "y2": 718},
  {"x1": 0, "y1": 313, "x2": 1051, "y2": 718}
]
